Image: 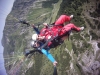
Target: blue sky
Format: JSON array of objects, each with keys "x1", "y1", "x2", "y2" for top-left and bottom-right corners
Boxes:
[{"x1": 0, "y1": 0, "x2": 15, "y2": 75}]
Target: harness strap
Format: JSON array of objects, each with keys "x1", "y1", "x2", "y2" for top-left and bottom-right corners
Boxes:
[{"x1": 40, "y1": 37, "x2": 53, "y2": 49}]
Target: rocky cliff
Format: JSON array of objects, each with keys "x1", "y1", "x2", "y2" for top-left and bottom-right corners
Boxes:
[{"x1": 2, "y1": 0, "x2": 100, "y2": 75}]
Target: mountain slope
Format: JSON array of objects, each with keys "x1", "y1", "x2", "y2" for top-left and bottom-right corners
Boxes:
[{"x1": 2, "y1": 0, "x2": 100, "y2": 75}]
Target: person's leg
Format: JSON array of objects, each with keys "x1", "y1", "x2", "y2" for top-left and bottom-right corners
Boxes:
[
  {"x1": 51, "y1": 15, "x2": 71, "y2": 36},
  {"x1": 67, "y1": 23, "x2": 80, "y2": 32},
  {"x1": 55, "y1": 15, "x2": 71, "y2": 25},
  {"x1": 64, "y1": 23, "x2": 81, "y2": 32},
  {"x1": 66, "y1": 23, "x2": 84, "y2": 31},
  {"x1": 58, "y1": 23, "x2": 84, "y2": 40},
  {"x1": 41, "y1": 48, "x2": 57, "y2": 66}
]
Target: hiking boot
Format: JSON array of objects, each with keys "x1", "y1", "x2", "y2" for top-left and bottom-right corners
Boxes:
[{"x1": 80, "y1": 27, "x2": 84, "y2": 31}]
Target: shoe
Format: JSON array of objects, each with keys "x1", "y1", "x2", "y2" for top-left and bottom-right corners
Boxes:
[
  {"x1": 53, "y1": 61, "x2": 58, "y2": 67},
  {"x1": 70, "y1": 15, "x2": 74, "y2": 18},
  {"x1": 80, "y1": 27, "x2": 84, "y2": 31}
]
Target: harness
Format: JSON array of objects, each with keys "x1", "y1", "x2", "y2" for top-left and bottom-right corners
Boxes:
[
  {"x1": 39, "y1": 23, "x2": 71, "y2": 48},
  {"x1": 39, "y1": 23, "x2": 65, "y2": 48}
]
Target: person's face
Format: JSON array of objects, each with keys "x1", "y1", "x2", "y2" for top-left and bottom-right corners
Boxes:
[
  {"x1": 37, "y1": 35, "x2": 45, "y2": 40},
  {"x1": 33, "y1": 41, "x2": 40, "y2": 47}
]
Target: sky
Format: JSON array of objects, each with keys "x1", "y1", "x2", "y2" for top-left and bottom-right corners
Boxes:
[{"x1": 0, "y1": 0, "x2": 15, "y2": 75}]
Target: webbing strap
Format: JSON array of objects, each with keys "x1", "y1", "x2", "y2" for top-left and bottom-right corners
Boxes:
[{"x1": 40, "y1": 37, "x2": 53, "y2": 49}]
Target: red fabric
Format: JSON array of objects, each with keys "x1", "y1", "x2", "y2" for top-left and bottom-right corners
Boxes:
[
  {"x1": 39, "y1": 23, "x2": 81, "y2": 47},
  {"x1": 40, "y1": 15, "x2": 71, "y2": 37},
  {"x1": 40, "y1": 23, "x2": 80, "y2": 40},
  {"x1": 39, "y1": 15, "x2": 79, "y2": 42},
  {"x1": 40, "y1": 28, "x2": 47, "y2": 36},
  {"x1": 51, "y1": 15, "x2": 71, "y2": 37},
  {"x1": 59, "y1": 23, "x2": 81, "y2": 36},
  {"x1": 54, "y1": 15, "x2": 71, "y2": 28},
  {"x1": 40, "y1": 27, "x2": 53, "y2": 40}
]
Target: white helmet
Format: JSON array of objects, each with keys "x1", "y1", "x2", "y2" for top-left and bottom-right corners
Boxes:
[{"x1": 32, "y1": 34, "x2": 38, "y2": 41}]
